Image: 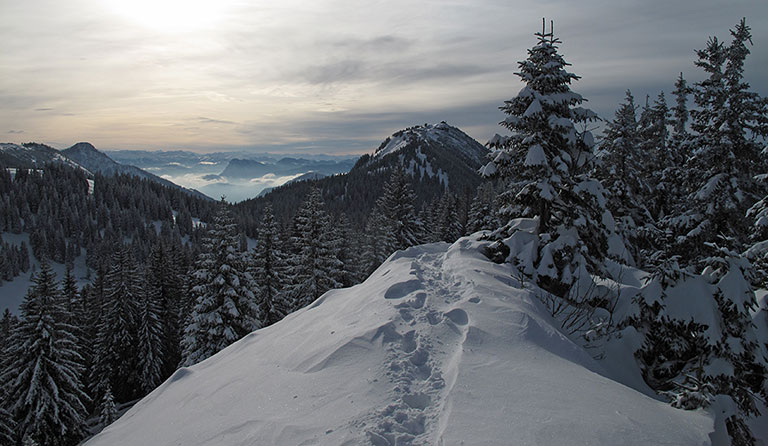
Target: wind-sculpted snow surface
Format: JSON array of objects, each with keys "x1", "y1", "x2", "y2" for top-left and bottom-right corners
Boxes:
[{"x1": 86, "y1": 238, "x2": 713, "y2": 446}]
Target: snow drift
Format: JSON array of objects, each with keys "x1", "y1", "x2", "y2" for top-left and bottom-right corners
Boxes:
[{"x1": 86, "y1": 237, "x2": 713, "y2": 445}]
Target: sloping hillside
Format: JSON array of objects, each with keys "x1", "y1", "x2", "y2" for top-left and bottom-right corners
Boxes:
[
  {"x1": 62, "y1": 142, "x2": 211, "y2": 200},
  {"x1": 235, "y1": 122, "x2": 488, "y2": 228},
  {"x1": 86, "y1": 236, "x2": 714, "y2": 446},
  {"x1": 0, "y1": 142, "x2": 87, "y2": 171}
]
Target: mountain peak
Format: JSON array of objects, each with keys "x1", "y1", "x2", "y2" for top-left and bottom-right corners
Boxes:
[
  {"x1": 63, "y1": 142, "x2": 107, "y2": 159},
  {"x1": 68, "y1": 141, "x2": 97, "y2": 151},
  {"x1": 0, "y1": 142, "x2": 86, "y2": 171},
  {"x1": 373, "y1": 122, "x2": 487, "y2": 168},
  {"x1": 354, "y1": 121, "x2": 487, "y2": 191}
]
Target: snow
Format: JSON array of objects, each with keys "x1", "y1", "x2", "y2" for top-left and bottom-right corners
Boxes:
[
  {"x1": 663, "y1": 275, "x2": 722, "y2": 344},
  {"x1": 524, "y1": 144, "x2": 547, "y2": 166},
  {"x1": 0, "y1": 232, "x2": 91, "y2": 315},
  {"x1": 86, "y1": 237, "x2": 714, "y2": 446},
  {"x1": 478, "y1": 161, "x2": 496, "y2": 177},
  {"x1": 376, "y1": 136, "x2": 411, "y2": 159},
  {"x1": 695, "y1": 173, "x2": 725, "y2": 201},
  {"x1": 373, "y1": 123, "x2": 487, "y2": 166},
  {"x1": 523, "y1": 98, "x2": 542, "y2": 117}
]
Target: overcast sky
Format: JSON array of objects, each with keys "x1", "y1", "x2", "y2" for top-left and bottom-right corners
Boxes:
[{"x1": 1, "y1": 0, "x2": 766, "y2": 154}]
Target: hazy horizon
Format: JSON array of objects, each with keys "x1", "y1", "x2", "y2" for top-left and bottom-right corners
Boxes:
[{"x1": 2, "y1": 0, "x2": 767, "y2": 154}]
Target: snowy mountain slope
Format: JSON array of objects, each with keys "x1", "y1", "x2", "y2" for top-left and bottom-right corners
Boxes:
[
  {"x1": 243, "y1": 122, "x2": 488, "y2": 227},
  {"x1": 0, "y1": 232, "x2": 90, "y2": 315},
  {"x1": 86, "y1": 237, "x2": 713, "y2": 446},
  {"x1": 369, "y1": 122, "x2": 487, "y2": 189},
  {"x1": 62, "y1": 142, "x2": 211, "y2": 200},
  {"x1": 257, "y1": 171, "x2": 327, "y2": 197},
  {"x1": 0, "y1": 142, "x2": 89, "y2": 172},
  {"x1": 374, "y1": 122, "x2": 486, "y2": 166}
]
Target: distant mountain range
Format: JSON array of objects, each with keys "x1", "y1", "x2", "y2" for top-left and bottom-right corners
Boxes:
[
  {"x1": 107, "y1": 150, "x2": 358, "y2": 178},
  {"x1": 1, "y1": 121, "x2": 488, "y2": 207},
  {"x1": 106, "y1": 149, "x2": 359, "y2": 202},
  {"x1": 220, "y1": 157, "x2": 354, "y2": 179},
  {"x1": 0, "y1": 142, "x2": 210, "y2": 200}
]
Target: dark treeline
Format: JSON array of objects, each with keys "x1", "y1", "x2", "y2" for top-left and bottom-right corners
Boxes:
[{"x1": 0, "y1": 165, "x2": 217, "y2": 283}]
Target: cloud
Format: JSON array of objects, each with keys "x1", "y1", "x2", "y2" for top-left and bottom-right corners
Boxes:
[
  {"x1": 329, "y1": 35, "x2": 413, "y2": 53},
  {"x1": 1, "y1": 0, "x2": 766, "y2": 152},
  {"x1": 8, "y1": 129, "x2": 24, "y2": 134},
  {"x1": 198, "y1": 117, "x2": 236, "y2": 125},
  {"x1": 300, "y1": 60, "x2": 366, "y2": 85},
  {"x1": 248, "y1": 173, "x2": 299, "y2": 185},
  {"x1": 298, "y1": 59, "x2": 502, "y2": 86}
]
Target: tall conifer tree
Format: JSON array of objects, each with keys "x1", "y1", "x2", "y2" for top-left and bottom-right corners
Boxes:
[
  {"x1": 182, "y1": 199, "x2": 260, "y2": 366},
  {"x1": 481, "y1": 19, "x2": 606, "y2": 296},
  {"x1": 91, "y1": 245, "x2": 142, "y2": 402},
  {"x1": 250, "y1": 204, "x2": 288, "y2": 326},
  {"x1": 284, "y1": 188, "x2": 342, "y2": 311},
  {"x1": 1, "y1": 261, "x2": 88, "y2": 445}
]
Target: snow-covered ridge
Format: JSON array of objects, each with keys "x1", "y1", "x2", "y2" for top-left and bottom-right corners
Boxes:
[
  {"x1": 373, "y1": 122, "x2": 487, "y2": 166},
  {"x1": 0, "y1": 142, "x2": 90, "y2": 174},
  {"x1": 368, "y1": 122, "x2": 488, "y2": 189},
  {"x1": 85, "y1": 237, "x2": 712, "y2": 446}
]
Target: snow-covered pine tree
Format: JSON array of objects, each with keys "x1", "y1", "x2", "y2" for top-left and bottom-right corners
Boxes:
[
  {"x1": 673, "y1": 19, "x2": 768, "y2": 264},
  {"x1": 631, "y1": 21, "x2": 768, "y2": 445},
  {"x1": 675, "y1": 242, "x2": 767, "y2": 445},
  {"x1": 641, "y1": 92, "x2": 674, "y2": 221},
  {"x1": 466, "y1": 181, "x2": 501, "y2": 234},
  {"x1": 0, "y1": 308, "x2": 17, "y2": 343},
  {"x1": 0, "y1": 308, "x2": 18, "y2": 444},
  {"x1": 330, "y1": 213, "x2": 361, "y2": 288},
  {"x1": 137, "y1": 281, "x2": 165, "y2": 394},
  {"x1": 0, "y1": 406, "x2": 15, "y2": 445},
  {"x1": 146, "y1": 243, "x2": 183, "y2": 379},
  {"x1": 671, "y1": 72, "x2": 692, "y2": 145},
  {"x1": 283, "y1": 187, "x2": 343, "y2": 311},
  {"x1": 376, "y1": 167, "x2": 424, "y2": 252},
  {"x1": 595, "y1": 90, "x2": 651, "y2": 264},
  {"x1": 182, "y1": 199, "x2": 260, "y2": 366},
  {"x1": 428, "y1": 191, "x2": 464, "y2": 243},
  {"x1": 373, "y1": 168, "x2": 424, "y2": 250},
  {"x1": 630, "y1": 261, "x2": 708, "y2": 394},
  {"x1": 91, "y1": 244, "x2": 142, "y2": 402},
  {"x1": 481, "y1": 19, "x2": 606, "y2": 296},
  {"x1": 649, "y1": 78, "x2": 694, "y2": 270},
  {"x1": 61, "y1": 264, "x2": 78, "y2": 323},
  {"x1": 362, "y1": 209, "x2": 392, "y2": 277},
  {"x1": 99, "y1": 383, "x2": 117, "y2": 429},
  {"x1": 746, "y1": 194, "x2": 768, "y2": 286},
  {"x1": 250, "y1": 204, "x2": 289, "y2": 326},
  {"x1": 1, "y1": 260, "x2": 88, "y2": 445}
]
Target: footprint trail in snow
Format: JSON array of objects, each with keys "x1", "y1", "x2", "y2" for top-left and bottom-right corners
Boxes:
[{"x1": 357, "y1": 249, "x2": 471, "y2": 446}]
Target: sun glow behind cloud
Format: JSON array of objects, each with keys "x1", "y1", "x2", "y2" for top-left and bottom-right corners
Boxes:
[{"x1": 104, "y1": 0, "x2": 234, "y2": 33}]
